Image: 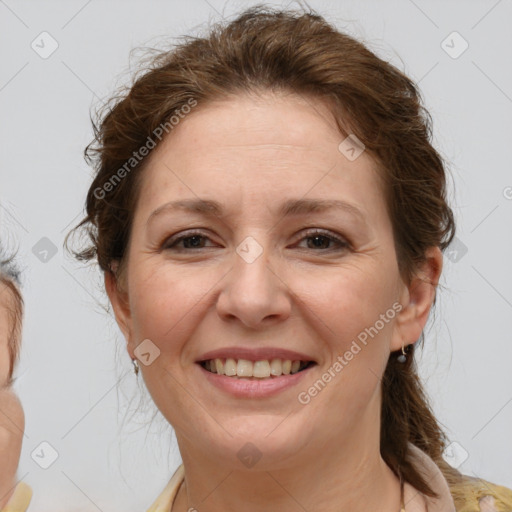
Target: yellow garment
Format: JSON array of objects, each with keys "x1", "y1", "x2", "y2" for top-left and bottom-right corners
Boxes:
[
  {"x1": 450, "y1": 476, "x2": 512, "y2": 512},
  {"x1": 146, "y1": 465, "x2": 512, "y2": 512},
  {"x1": 0, "y1": 482, "x2": 32, "y2": 512}
]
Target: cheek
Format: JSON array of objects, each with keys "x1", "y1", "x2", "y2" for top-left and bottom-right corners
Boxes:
[
  {"x1": 129, "y1": 263, "x2": 213, "y2": 354},
  {"x1": 304, "y1": 263, "x2": 398, "y2": 347},
  {"x1": 294, "y1": 270, "x2": 396, "y2": 428}
]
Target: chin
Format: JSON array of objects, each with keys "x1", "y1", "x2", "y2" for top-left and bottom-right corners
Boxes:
[{"x1": 192, "y1": 414, "x2": 312, "y2": 470}]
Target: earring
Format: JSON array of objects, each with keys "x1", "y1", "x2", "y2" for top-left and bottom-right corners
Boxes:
[
  {"x1": 397, "y1": 344, "x2": 408, "y2": 363},
  {"x1": 132, "y1": 358, "x2": 140, "y2": 376}
]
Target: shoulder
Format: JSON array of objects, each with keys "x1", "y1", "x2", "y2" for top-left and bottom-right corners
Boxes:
[
  {"x1": 450, "y1": 475, "x2": 512, "y2": 512},
  {"x1": 1, "y1": 481, "x2": 32, "y2": 512}
]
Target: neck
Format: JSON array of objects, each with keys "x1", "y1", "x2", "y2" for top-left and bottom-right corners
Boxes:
[{"x1": 173, "y1": 430, "x2": 401, "y2": 512}]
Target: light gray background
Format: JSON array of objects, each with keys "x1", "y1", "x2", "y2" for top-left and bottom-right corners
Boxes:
[{"x1": 1, "y1": 0, "x2": 511, "y2": 510}]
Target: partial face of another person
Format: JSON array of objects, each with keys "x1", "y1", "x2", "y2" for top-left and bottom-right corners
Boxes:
[
  {"x1": 0, "y1": 283, "x2": 25, "y2": 509},
  {"x1": 0, "y1": 286, "x2": 15, "y2": 386},
  {"x1": 107, "y1": 91, "x2": 437, "y2": 470}
]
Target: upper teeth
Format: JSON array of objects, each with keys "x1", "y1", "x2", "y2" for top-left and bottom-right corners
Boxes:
[{"x1": 203, "y1": 358, "x2": 310, "y2": 378}]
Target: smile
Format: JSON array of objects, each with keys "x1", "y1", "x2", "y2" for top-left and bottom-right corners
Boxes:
[
  {"x1": 200, "y1": 358, "x2": 314, "y2": 378},
  {"x1": 196, "y1": 356, "x2": 317, "y2": 398}
]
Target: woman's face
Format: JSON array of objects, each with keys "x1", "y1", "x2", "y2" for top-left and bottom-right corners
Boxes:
[{"x1": 108, "y1": 91, "x2": 438, "y2": 470}]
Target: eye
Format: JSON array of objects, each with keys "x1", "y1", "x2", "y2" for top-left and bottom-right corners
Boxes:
[
  {"x1": 294, "y1": 228, "x2": 350, "y2": 251},
  {"x1": 162, "y1": 230, "x2": 217, "y2": 251},
  {"x1": 161, "y1": 228, "x2": 350, "y2": 252}
]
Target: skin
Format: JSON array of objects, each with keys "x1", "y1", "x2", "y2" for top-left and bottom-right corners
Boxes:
[
  {"x1": 106, "y1": 90, "x2": 443, "y2": 512},
  {"x1": 0, "y1": 285, "x2": 14, "y2": 385},
  {"x1": 0, "y1": 284, "x2": 25, "y2": 509}
]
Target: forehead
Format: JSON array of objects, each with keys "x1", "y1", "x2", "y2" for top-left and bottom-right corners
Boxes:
[
  {"x1": 155, "y1": 91, "x2": 347, "y2": 158},
  {"x1": 135, "y1": 91, "x2": 386, "y2": 222}
]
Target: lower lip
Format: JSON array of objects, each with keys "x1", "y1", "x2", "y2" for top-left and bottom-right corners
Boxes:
[{"x1": 197, "y1": 363, "x2": 315, "y2": 398}]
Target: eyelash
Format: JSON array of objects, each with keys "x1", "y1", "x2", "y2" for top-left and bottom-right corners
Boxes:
[{"x1": 162, "y1": 228, "x2": 350, "y2": 252}]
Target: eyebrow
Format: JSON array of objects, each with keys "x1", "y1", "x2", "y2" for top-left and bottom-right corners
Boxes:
[{"x1": 146, "y1": 198, "x2": 366, "y2": 226}]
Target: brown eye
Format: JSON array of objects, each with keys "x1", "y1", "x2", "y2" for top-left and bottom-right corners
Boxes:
[
  {"x1": 296, "y1": 229, "x2": 350, "y2": 251},
  {"x1": 163, "y1": 231, "x2": 216, "y2": 250}
]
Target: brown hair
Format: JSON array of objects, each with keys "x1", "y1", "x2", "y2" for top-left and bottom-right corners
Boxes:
[
  {"x1": 0, "y1": 247, "x2": 23, "y2": 385},
  {"x1": 68, "y1": 3, "x2": 463, "y2": 497}
]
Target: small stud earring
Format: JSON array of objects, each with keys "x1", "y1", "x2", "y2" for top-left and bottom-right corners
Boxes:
[{"x1": 132, "y1": 358, "x2": 140, "y2": 375}]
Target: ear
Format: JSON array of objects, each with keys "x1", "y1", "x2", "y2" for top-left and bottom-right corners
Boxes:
[
  {"x1": 390, "y1": 246, "x2": 443, "y2": 351},
  {"x1": 104, "y1": 269, "x2": 135, "y2": 359}
]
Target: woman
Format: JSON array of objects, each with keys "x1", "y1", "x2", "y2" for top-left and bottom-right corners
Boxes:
[
  {"x1": 70, "y1": 5, "x2": 512, "y2": 511},
  {"x1": 0, "y1": 247, "x2": 32, "y2": 511}
]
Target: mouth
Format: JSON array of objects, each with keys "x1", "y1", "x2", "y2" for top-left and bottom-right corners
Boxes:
[{"x1": 198, "y1": 358, "x2": 316, "y2": 379}]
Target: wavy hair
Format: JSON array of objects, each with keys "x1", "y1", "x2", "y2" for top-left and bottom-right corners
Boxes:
[{"x1": 67, "y1": 3, "x2": 464, "y2": 497}]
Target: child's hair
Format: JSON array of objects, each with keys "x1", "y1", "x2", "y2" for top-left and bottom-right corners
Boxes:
[{"x1": 0, "y1": 244, "x2": 23, "y2": 385}]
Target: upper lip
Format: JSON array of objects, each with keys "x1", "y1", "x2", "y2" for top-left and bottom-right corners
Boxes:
[{"x1": 196, "y1": 347, "x2": 317, "y2": 363}]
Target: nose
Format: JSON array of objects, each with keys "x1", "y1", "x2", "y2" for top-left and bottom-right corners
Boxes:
[{"x1": 216, "y1": 239, "x2": 291, "y2": 329}]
